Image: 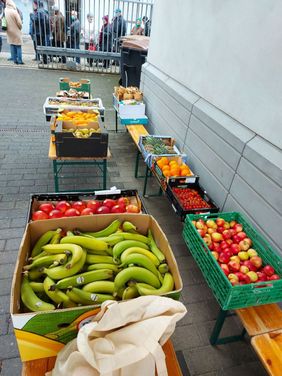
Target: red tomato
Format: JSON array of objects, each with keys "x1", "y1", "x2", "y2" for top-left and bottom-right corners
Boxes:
[
  {"x1": 97, "y1": 206, "x2": 110, "y2": 214},
  {"x1": 56, "y1": 201, "x2": 71, "y2": 213},
  {"x1": 81, "y1": 208, "x2": 95, "y2": 216},
  {"x1": 103, "y1": 199, "x2": 117, "y2": 209},
  {"x1": 64, "y1": 208, "x2": 80, "y2": 217},
  {"x1": 86, "y1": 200, "x2": 101, "y2": 213},
  {"x1": 111, "y1": 205, "x2": 126, "y2": 213},
  {"x1": 32, "y1": 210, "x2": 49, "y2": 221},
  {"x1": 72, "y1": 201, "x2": 86, "y2": 213},
  {"x1": 48, "y1": 209, "x2": 63, "y2": 219},
  {"x1": 39, "y1": 203, "x2": 55, "y2": 214}
]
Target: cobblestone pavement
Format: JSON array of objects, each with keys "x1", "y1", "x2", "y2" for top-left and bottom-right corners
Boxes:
[{"x1": 0, "y1": 66, "x2": 267, "y2": 376}]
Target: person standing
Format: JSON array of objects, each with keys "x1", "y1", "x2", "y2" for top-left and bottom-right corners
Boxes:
[
  {"x1": 69, "y1": 10, "x2": 80, "y2": 64},
  {"x1": 29, "y1": 1, "x2": 39, "y2": 61},
  {"x1": 112, "y1": 8, "x2": 126, "y2": 52},
  {"x1": 142, "y1": 16, "x2": 151, "y2": 37},
  {"x1": 51, "y1": 5, "x2": 66, "y2": 63},
  {"x1": 2, "y1": 0, "x2": 24, "y2": 64},
  {"x1": 99, "y1": 15, "x2": 112, "y2": 68},
  {"x1": 34, "y1": 0, "x2": 51, "y2": 64},
  {"x1": 130, "y1": 18, "x2": 143, "y2": 36},
  {"x1": 81, "y1": 12, "x2": 95, "y2": 66}
]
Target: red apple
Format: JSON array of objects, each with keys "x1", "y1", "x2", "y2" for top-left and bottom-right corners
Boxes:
[
  {"x1": 55, "y1": 201, "x2": 71, "y2": 213},
  {"x1": 229, "y1": 229, "x2": 236, "y2": 237},
  {"x1": 220, "y1": 241, "x2": 229, "y2": 250},
  {"x1": 237, "y1": 231, "x2": 247, "y2": 240},
  {"x1": 220, "y1": 264, "x2": 230, "y2": 276},
  {"x1": 257, "y1": 271, "x2": 267, "y2": 281},
  {"x1": 212, "y1": 242, "x2": 221, "y2": 252},
  {"x1": 268, "y1": 274, "x2": 280, "y2": 281},
  {"x1": 230, "y1": 280, "x2": 240, "y2": 286},
  {"x1": 64, "y1": 208, "x2": 80, "y2": 217},
  {"x1": 250, "y1": 256, "x2": 262, "y2": 269},
  {"x1": 240, "y1": 265, "x2": 249, "y2": 274},
  {"x1": 229, "y1": 220, "x2": 237, "y2": 228},
  {"x1": 211, "y1": 251, "x2": 219, "y2": 260},
  {"x1": 97, "y1": 205, "x2": 111, "y2": 214},
  {"x1": 111, "y1": 204, "x2": 126, "y2": 213},
  {"x1": 223, "y1": 222, "x2": 231, "y2": 230},
  {"x1": 239, "y1": 239, "x2": 251, "y2": 251},
  {"x1": 243, "y1": 260, "x2": 257, "y2": 272},
  {"x1": 103, "y1": 199, "x2": 117, "y2": 209},
  {"x1": 196, "y1": 220, "x2": 206, "y2": 230},
  {"x1": 233, "y1": 223, "x2": 243, "y2": 233},
  {"x1": 211, "y1": 232, "x2": 223, "y2": 242},
  {"x1": 228, "y1": 261, "x2": 241, "y2": 272},
  {"x1": 81, "y1": 208, "x2": 94, "y2": 216},
  {"x1": 232, "y1": 234, "x2": 241, "y2": 244},
  {"x1": 32, "y1": 210, "x2": 49, "y2": 221},
  {"x1": 247, "y1": 271, "x2": 258, "y2": 282},
  {"x1": 222, "y1": 248, "x2": 233, "y2": 258},
  {"x1": 263, "y1": 265, "x2": 275, "y2": 277},
  {"x1": 230, "y1": 244, "x2": 240, "y2": 255},
  {"x1": 222, "y1": 230, "x2": 232, "y2": 240},
  {"x1": 126, "y1": 204, "x2": 140, "y2": 213},
  {"x1": 217, "y1": 226, "x2": 225, "y2": 234},
  {"x1": 226, "y1": 239, "x2": 233, "y2": 245},
  {"x1": 242, "y1": 274, "x2": 251, "y2": 284},
  {"x1": 235, "y1": 272, "x2": 246, "y2": 281},
  {"x1": 219, "y1": 253, "x2": 231, "y2": 264},
  {"x1": 86, "y1": 200, "x2": 101, "y2": 213},
  {"x1": 39, "y1": 203, "x2": 55, "y2": 214},
  {"x1": 197, "y1": 229, "x2": 206, "y2": 237},
  {"x1": 72, "y1": 201, "x2": 86, "y2": 213},
  {"x1": 117, "y1": 197, "x2": 130, "y2": 207},
  {"x1": 48, "y1": 209, "x2": 63, "y2": 219},
  {"x1": 247, "y1": 249, "x2": 258, "y2": 257},
  {"x1": 216, "y1": 218, "x2": 225, "y2": 227},
  {"x1": 238, "y1": 251, "x2": 249, "y2": 261}
]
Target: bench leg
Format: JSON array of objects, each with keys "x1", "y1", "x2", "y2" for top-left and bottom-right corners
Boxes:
[
  {"x1": 103, "y1": 160, "x2": 107, "y2": 189},
  {"x1": 143, "y1": 165, "x2": 150, "y2": 197},
  {"x1": 210, "y1": 308, "x2": 246, "y2": 345},
  {"x1": 53, "y1": 160, "x2": 59, "y2": 192},
  {"x1": 134, "y1": 150, "x2": 140, "y2": 178},
  {"x1": 115, "y1": 110, "x2": 118, "y2": 133}
]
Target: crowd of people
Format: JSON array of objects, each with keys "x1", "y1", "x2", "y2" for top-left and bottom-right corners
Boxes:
[{"x1": 0, "y1": 0, "x2": 151, "y2": 67}]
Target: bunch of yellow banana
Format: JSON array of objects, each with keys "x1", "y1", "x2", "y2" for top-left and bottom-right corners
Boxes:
[{"x1": 21, "y1": 219, "x2": 175, "y2": 313}]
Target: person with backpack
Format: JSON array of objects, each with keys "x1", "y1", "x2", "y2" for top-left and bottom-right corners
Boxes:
[
  {"x1": 1, "y1": 0, "x2": 24, "y2": 64},
  {"x1": 33, "y1": 0, "x2": 51, "y2": 64}
]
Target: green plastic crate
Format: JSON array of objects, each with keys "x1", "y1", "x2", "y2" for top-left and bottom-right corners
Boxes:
[
  {"x1": 59, "y1": 78, "x2": 91, "y2": 94},
  {"x1": 183, "y1": 212, "x2": 282, "y2": 310}
]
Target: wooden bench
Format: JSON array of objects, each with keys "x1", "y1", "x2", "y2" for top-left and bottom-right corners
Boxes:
[
  {"x1": 126, "y1": 124, "x2": 149, "y2": 179},
  {"x1": 251, "y1": 330, "x2": 282, "y2": 376},
  {"x1": 22, "y1": 339, "x2": 183, "y2": 376}
]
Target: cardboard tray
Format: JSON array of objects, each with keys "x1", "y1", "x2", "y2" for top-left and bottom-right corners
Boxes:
[
  {"x1": 166, "y1": 180, "x2": 219, "y2": 221},
  {"x1": 27, "y1": 189, "x2": 147, "y2": 223},
  {"x1": 10, "y1": 214, "x2": 183, "y2": 362},
  {"x1": 43, "y1": 97, "x2": 104, "y2": 117},
  {"x1": 59, "y1": 78, "x2": 91, "y2": 94}
]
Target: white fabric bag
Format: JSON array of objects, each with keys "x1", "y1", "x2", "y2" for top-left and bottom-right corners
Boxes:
[{"x1": 47, "y1": 296, "x2": 187, "y2": 376}]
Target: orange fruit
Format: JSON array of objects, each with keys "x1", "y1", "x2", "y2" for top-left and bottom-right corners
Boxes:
[
  {"x1": 161, "y1": 157, "x2": 169, "y2": 164},
  {"x1": 163, "y1": 170, "x2": 171, "y2": 177},
  {"x1": 181, "y1": 168, "x2": 190, "y2": 176},
  {"x1": 157, "y1": 160, "x2": 164, "y2": 168},
  {"x1": 169, "y1": 160, "x2": 178, "y2": 167},
  {"x1": 162, "y1": 165, "x2": 170, "y2": 172},
  {"x1": 170, "y1": 168, "x2": 180, "y2": 176}
]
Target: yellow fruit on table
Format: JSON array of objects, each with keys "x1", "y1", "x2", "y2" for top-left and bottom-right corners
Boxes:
[
  {"x1": 170, "y1": 168, "x2": 180, "y2": 176},
  {"x1": 169, "y1": 160, "x2": 178, "y2": 167},
  {"x1": 181, "y1": 168, "x2": 191, "y2": 176},
  {"x1": 163, "y1": 170, "x2": 171, "y2": 177},
  {"x1": 162, "y1": 165, "x2": 170, "y2": 172}
]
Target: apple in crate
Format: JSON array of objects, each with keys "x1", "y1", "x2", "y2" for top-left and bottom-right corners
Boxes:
[
  {"x1": 64, "y1": 208, "x2": 80, "y2": 217},
  {"x1": 250, "y1": 256, "x2": 262, "y2": 269},
  {"x1": 268, "y1": 274, "x2": 280, "y2": 281},
  {"x1": 126, "y1": 204, "x2": 140, "y2": 213},
  {"x1": 230, "y1": 244, "x2": 240, "y2": 255},
  {"x1": 81, "y1": 208, "x2": 94, "y2": 216},
  {"x1": 32, "y1": 210, "x2": 49, "y2": 221},
  {"x1": 230, "y1": 255, "x2": 240, "y2": 264},
  {"x1": 111, "y1": 205, "x2": 126, "y2": 213},
  {"x1": 87, "y1": 200, "x2": 101, "y2": 213},
  {"x1": 206, "y1": 219, "x2": 217, "y2": 229},
  {"x1": 240, "y1": 265, "x2": 249, "y2": 274},
  {"x1": 247, "y1": 271, "x2": 258, "y2": 282},
  {"x1": 97, "y1": 206, "x2": 110, "y2": 214},
  {"x1": 228, "y1": 261, "x2": 240, "y2": 273},
  {"x1": 196, "y1": 219, "x2": 206, "y2": 230},
  {"x1": 103, "y1": 199, "x2": 117, "y2": 209},
  {"x1": 233, "y1": 223, "x2": 243, "y2": 233},
  {"x1": 72, "y1": 201, "x2": 86, "y2": 213},
  {"x1": 238, "y1": 251, "x2": 249, "y2": 261},
  {"x1": 243, "y1": 260, "x2": 257, "y2": 272},
  {"x1": 247, "y1": 249, "x2": 258, "y2": 257},
  {"x1": 216, "y1": 218, "x2": 225, "y2": 227},
  {"x1": 211, "y1": 251, "x2": 219, "y2": 260},
  {"x1": 211, "y1": 232, "x2": 223, "y2": 242},
  {"x1": 239, "y1": 239, "x2": 252, "y2": 251},
  {"x1": 39, "y1": 203, "x2": 55, "y2": 214},
  {"x1": 257, "y1": 271, "x2": 267, "y2": 281},
  {"x1": 203, "y1": 234, "x2": 212, "y2": 246},
  {"x1": 48, "y1": 209, "x2": 63, "y2": 219},
  {"x1": 263, "y1": 265, "x2": 275, "y2": 277},
  {"x1": 220, "y1": 264, "x2": 230, "y2": 276}
]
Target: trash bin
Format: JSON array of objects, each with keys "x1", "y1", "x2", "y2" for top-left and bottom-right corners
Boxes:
[{"x1": 120, "y1": 36, "x2": 149, "y2": 87}]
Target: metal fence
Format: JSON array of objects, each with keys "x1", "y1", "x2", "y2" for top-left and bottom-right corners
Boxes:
[{"x1": 31, "y1": 0, "x2": 153, "y2": 73}]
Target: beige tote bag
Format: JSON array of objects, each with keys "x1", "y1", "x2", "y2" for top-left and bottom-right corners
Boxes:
[{"x1": 47, "y1": 296, "x2": 187, "y2": 376}]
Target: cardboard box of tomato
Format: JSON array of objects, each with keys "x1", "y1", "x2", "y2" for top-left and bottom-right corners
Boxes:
[{"x1": 27, "y1": 189, "x2": 147, "y2": 223}]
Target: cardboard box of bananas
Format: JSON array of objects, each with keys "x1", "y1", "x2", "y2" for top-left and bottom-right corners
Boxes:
[{"x1": 13, "y1": 215, "x2": 182, "y2": 314}]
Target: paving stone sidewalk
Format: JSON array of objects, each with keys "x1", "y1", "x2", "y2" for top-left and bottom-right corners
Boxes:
[{"x1": 0, "y1": 67, "x2": 267, "y2": 376}]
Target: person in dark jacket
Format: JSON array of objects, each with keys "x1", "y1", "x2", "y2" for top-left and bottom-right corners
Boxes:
[
  {"x1": 33, "y1": 0, "x2": 51, "y2": 64},
  {"x1": 142, "y1": 16, "x2": 151, "y2": 36},
  {"x1": 99, "y1": 15, "x2": 111, "y2": 68},
  {"x1": 68, "y1": 10, "x2": 80, "y2": 63},
  {"x1": 111, "y1": 8, "x2": 126, "y2": 52},
  {"x1": 29, "y1": 1, "x2": 39, "y2": 60},
  {"x1": 51, "y1": 5, "x2": 66, "y2": 63}
]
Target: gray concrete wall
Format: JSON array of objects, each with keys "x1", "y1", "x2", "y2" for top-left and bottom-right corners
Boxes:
[{"x1": 141, "y1": 62, "x2": 282, "y2": 255}]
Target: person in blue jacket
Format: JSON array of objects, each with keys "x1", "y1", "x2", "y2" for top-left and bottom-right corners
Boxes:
[
  {"x1": 33, "y1": 0, "x2": 51, "y2": 64},
  {"x1": 29, "y1": 0, "x2": 39, "y2": 60}
]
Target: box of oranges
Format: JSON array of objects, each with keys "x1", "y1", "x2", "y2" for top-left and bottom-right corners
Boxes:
[{"x1": 153, "y1": 156, "x2": 197, "y2": 191}]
